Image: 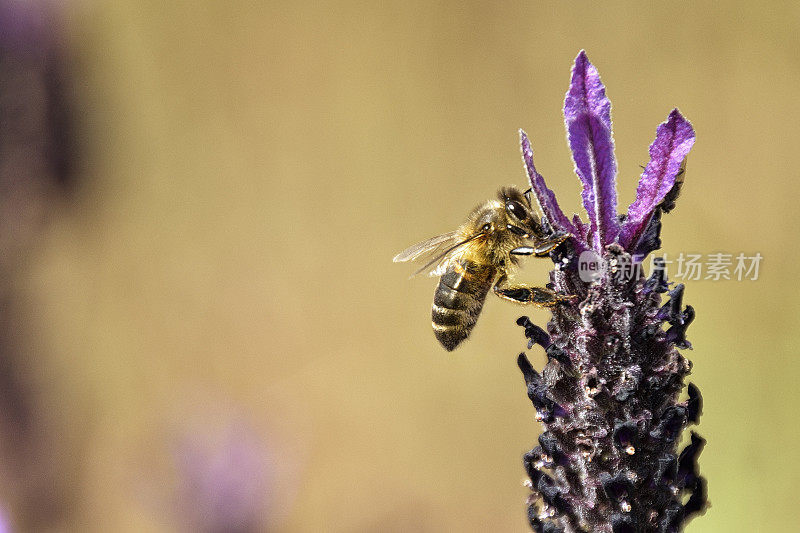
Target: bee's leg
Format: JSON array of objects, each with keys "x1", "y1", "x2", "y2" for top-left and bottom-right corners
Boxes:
[
  {"x1": 510, "y1": 233, "x2": 570, "y2": 258},
  {"x1": 522, "y1": 188, "x2": 532, "y2": 206},
  {"x1": 510, "y1": 246, "x2": 535, "y2": 256},
  {"x1": 532, "y1": 232, "x2": 570, "y2": 256},
  {"x1": 492, "y1": 275, "x2": 572, "y2": 307}
]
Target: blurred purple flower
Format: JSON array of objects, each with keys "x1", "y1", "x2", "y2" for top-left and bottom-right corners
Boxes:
[
  {"x1": 517, "y1": 51, "x2": 704, "y2": 533},
  {"x1": 0, "y1": 1, "x2": 78, "y2": 530},
  {"x1": 0, "y1": 506, "x2": 10, "y2": 533},
  {"x1": 174, "y1": 420, "x2": 275, "y2": 533},
  {"x1": 0, "y1": 0, "x2": 76, "y2": 263}
]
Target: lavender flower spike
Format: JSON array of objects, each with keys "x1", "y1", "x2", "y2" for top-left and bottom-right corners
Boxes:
[
  {"x1": 520, "y1": 129, "x2": 579, "y2": 241},
  {"x1": 564, "y1": 51, "x2": 619, "y2": 251},
  {"x1": 517, "y1": 53, "x2": 704, "y2": 533},
  {"x1": 619, "y1": 109, "x2": 696, "y2": 250}
]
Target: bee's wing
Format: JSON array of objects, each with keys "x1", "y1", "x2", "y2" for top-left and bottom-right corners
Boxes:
[
  {"x1": 392, "y1": 231, "x2": 459, "y2": 263},
  {"x1": 393, "y1": 231, "x2": 481, "y2": 278}
]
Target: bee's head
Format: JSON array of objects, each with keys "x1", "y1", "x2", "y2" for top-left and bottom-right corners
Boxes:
[
  {"x1": 461, "y1": 188, "x2": 540, "y2": 265},
  {"x1": 497, "y1": 186, "x2": 544, "y2": 238},
  {"x1": 468, "y1": 187, "x2": 542, "y2": 240}
]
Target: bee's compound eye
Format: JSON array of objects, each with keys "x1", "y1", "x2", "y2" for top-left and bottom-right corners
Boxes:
[
  {"x1": 506, "y1": 201, "x2": 528, "y2": 221},
  {"x1": 481, "y1": 223, "x2": 491, "y2": 232}
]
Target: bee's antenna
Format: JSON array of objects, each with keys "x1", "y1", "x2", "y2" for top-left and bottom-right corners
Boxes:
[{"x1": 523, "y1": 188, "x2": 532, "y2": 206}]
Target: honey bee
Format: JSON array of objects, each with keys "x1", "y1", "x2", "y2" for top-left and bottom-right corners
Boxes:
[{"x1": 393, "y1": 186, "x2": 571, "y2": 351}]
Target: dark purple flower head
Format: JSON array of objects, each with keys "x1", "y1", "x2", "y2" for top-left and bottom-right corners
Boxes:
[{"x1": 516, "y1": 51, "x2": 704, "y2": 533}]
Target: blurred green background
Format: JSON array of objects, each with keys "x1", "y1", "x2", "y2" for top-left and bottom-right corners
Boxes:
[{"x1": 2, "y1": 1, "x2": 797, "y2": 531}]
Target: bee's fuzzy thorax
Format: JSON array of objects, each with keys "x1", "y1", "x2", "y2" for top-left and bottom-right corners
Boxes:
[{"x1": 456, "y1": 199, "x2": 525, "y2": 269}]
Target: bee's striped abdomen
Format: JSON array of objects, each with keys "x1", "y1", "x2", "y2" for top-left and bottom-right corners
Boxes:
[{"x1": 431, "y1": 260, "x2": 494, "y2": 351}]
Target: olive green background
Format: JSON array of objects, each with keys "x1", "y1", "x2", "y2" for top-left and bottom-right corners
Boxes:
[{"x1": 12, "y1": 1, "x2": 797, "y2": 531}]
